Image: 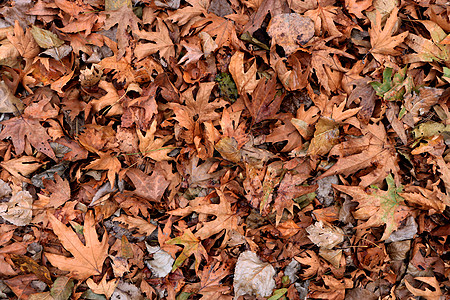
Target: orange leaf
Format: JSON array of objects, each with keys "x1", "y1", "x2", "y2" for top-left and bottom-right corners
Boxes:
[{"x1": 45, "y1": 211, "x2": 109, "y2": 280}]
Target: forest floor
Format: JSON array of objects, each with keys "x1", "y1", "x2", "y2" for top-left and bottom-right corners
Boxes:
[{"x1": 0, "y1": 0, "x2": 449, "y2": 299}]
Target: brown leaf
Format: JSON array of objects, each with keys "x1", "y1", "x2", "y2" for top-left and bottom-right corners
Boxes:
[
  {"x1": 136, "y1": 18, "x2": 175, "y2": 62},
  {"x1": 166, "y1": 228, "x2": 208, "y2": 272},
  {"x1": 243, "y1": 77, "x2": 284, "y2": 124},
  {"x1": 7, "y1": 21, "x2": 40, "y2": 59},
  {"x1": 267, "y1": 13, "x2": 314, "y2": 55},
  {"x1": 229, "y1": 51, "x2": 259, "y2": 95},
  {"x1": 84, "y1": 151, "x2": 121, "y2": 188},
  {"x1": 170, "y1": 190, "x2": 243, "y2": 245},
  {"x1": 318, "y1": 123, "x2": 400, "y2": 187},
  {"x1": 333, "y1": 174, "x2": 411, "y2": 241},
  {"x1": 103, "y1": 6, "x2": 140, "y2": 59},
  {"x1": 405, "y1": 277, "x2": 442, "y2": 300},
  {"x1": 87, "y1": 274, "x2": 118, "y2": 299},
  {"x1": 42, "y1": 174, "x2": 70, "y2": 208},
  {"x1": 126, "y1": 168, "x2": 169, "y2": 201},
  {"x1": 45, "y1": 211, "x2": 109, "y2": 280},
  {"x1": 368, "y1": 7, "x2": 409, "y2": 60},
  {"x1": 0, "y1": 116, "x2": 56, "y2": 160}
]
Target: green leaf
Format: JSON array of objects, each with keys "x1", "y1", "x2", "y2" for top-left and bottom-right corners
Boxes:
[
  {"x1": 268, "y1": 288, "x2": 288, "y2": 300},
  {"x1": 176, "y1": 292, "x2": 192, "y2": 300}
]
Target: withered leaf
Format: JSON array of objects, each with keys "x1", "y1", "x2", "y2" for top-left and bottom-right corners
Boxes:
[{"x1": 45, "y1": 211, "x2": 109, "y2": 280}]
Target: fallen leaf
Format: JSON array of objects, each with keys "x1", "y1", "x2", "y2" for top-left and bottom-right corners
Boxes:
[
  {"x1": 166, "y1": 228, "x2": 208, "y2": 272},
  {"x1": 333, "y1": 174, "x2": 411, "y2": 241},
  {"x1": 0, "y1": 116, "x2": 57, "y2": 160},
  {"x1": 45, "y1": 211, "x2": 109, "y2": 280},
  {"x1": 0, "y1": 191, "x2": 33, "y2": 226},
  {"x1": 368, "y1": 7, "x2": 409, "y2": 61},
  {"x1": 405, "y1": 277, "x2": 442, "y2": 300},
  {"x1": 229, "y1": 51, "x2": 259, "y2": 95},
  {"x1": 86, "y1": 274, "x2": 119, "y2": 299},
  {"x1": 233, "y1": 251, "x2": 276, "y2": 298},
  {"x1": 126, "y1": 168, "x2": 169, "y2": 201},
  {"x1": 267, "y1": 13, "x2": 314, "y2": 55}
]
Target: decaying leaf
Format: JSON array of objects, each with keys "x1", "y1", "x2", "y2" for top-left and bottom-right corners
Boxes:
[
  {"x1": 233, "y1": 251, "x2": 276, "y2": 298},
  {"x1": 267, "y1": 13, "x2": 314, "y2": 55},
  {"x1": 0, "y1": 191, "x2": 33, "y2": 226},
  {"x1": 306, "y1": 221, "x2": 344, "y2": 249}
]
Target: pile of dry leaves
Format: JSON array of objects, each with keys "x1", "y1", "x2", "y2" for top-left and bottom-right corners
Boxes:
[{"x1": 0, "y1": 0, "x2": 449, "y2": 298}]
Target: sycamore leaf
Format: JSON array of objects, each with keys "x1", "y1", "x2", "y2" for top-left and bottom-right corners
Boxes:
[
  {"x1": 7, "y1": 21, "x2": 40, "y2": 59},
  {"x1": 104, "y1": 6, "x2": 140, "y2": 59},
  {"x1": 169, "y1": 82, "x2": 226, "y2": 143},
  {"x1": 137, "y1": 120, "x2": 173, "y2": 161},
  {"x1": 267, "y1": 13, "x2": 314, "y2": 55},
  {"x1": 42, "y1": 174, "x2": 70, "y2": 208},
  {"x1": 84, "y1": 151, "x2": 121, "y2": 188},
  {"x1": 333, "y1": 174, "x2": 411, "y2": 241},
  {"x1": 243, "y1": 77, "x2": 284, "y2": 124},
  {"x1": 233, "y1": 251, "x2": 276, "y2": 298},
  {"x1": 0, "y1": 116, "x2": 57, "y2": 160},
  {"x1": 86, "y1": 274, "x2": 119, "y2": 299},
  {"x1": 229, "y1": 51, "x2": 259, "y2": 95},
  {"x1": 193, "y1": 13, "x2": 239, "y2": 48},
  {"x1": 169, "y1": 190, "x2": 243, "y2": 245},
  {"x1": 368, "y1": 7, "x2": 409, "y2": 60},
  {"x1": 318, "y1": 123, "x2": 400, "y2": 187},
  {"x1": 45, "y1": 211, "x2": 109, "y2": 280},
  {"x1": 345, "y1": 0, "x2": 372, "y2": 19},
  {"x1": 126, "y1": 168, "x2": 169, "y2": 201},
  {"x1": 136, "y1": 18, "x2": 175, "y2": 62},
  {"x1": 166, "y1": 228, "x2": 208, "y2": 272}
]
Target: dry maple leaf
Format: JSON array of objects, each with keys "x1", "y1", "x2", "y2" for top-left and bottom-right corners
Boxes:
[
  {"x1": 169, "y1": 190, "x2": 243, "y2": 246},
  {"x1": 273, "y1": 173, "x2": 317, "y2": 225},
  {"x1": 7, "y1": 21, "x2": 40, "y2": 59},
  {"x1": 86, "y1": 80, "x2": 124, "y2": 117},
  {"x1": 42, "y1": 174, "x2": 70, "y2": 208},
  {"x1": 0, "y1": 116, "x2": 57, "y2": 160},
  {"x1": 192, "y1": 13, "x2": 239, "y2": 48},
  {"x1": 113, "y1": 214, "x2": 157, "y2": 235},
  {"x1": 126, "y1": 168, "x2": 169, "y2": 201},
  {"x1": 318, "y1": 123, "x2": 400, "y2": 187},
  {"x1": 345, "y1": 0, "x2": 372, "y2": 19},
  {"x1": 166, "y1": 228, "x2": 208, "y2": 273},
  {"x1": 103, "y1": 6, "x2": 140, "y2": 58},
  {"x1": 243, "y1": 77, "x2": 284, "y2": 124},
  {"x1": 137, "y1": 120, "x2": 173, "y2": 161},
  {"x1": 169, "y1": 82, "x2": 226, "y2": 143},
  {"x1": 84, "y1": 151, "x2": 121, "y2": 188},
  {"x1": 86, "y1": 274, "x2": 118, "y2": 299},
  {"x1": 229, "y1": 51, "x2": 259, "y2": 95},
  {"x1": 333, "y1": 174, "x2": 411, "y2": 241},
  {"x1": 135, "y1": 18, "x2": 175, "y2": 63},
  {"x1": 368, "y1": 7, "x2": 409, "y2": 61},
  {"x1": 305, "y1": 5, "x2": 343, "y2": 38},
  {"x1": 45, "y1": 211, "x2": 109, "y2": 280},
  {"x1": 196, "y1": 260, "x2": 231, "y2": 295}
]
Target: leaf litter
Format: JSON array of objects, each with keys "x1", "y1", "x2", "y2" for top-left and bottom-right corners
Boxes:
[{"x1": 0, "y1": 0, "x2": 449, "y2": 298}]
